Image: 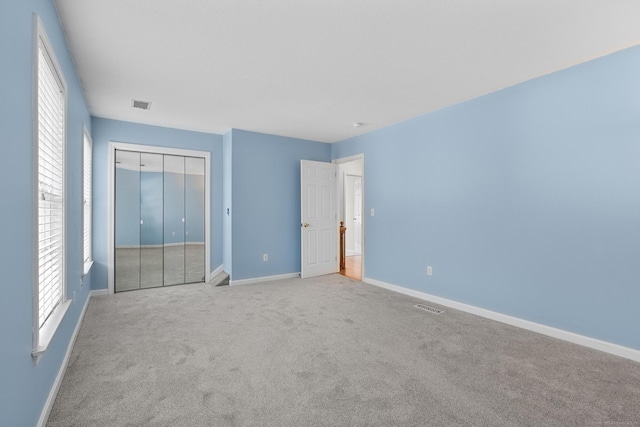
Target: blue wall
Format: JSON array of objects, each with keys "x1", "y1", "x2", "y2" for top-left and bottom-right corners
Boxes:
[
  {"x1": 91, "y1": 118, "x2": 224, "y2": 289},
  {"x1": 1, "y1": 2, "x2": 638, "y2": 424},
  {"x1": 163, "y1": 172, "x2": 183, "y2": 245},
  {"x1": 140, "y1": 172, "x2": 164, "y2": 245},
  {"x1": 185, "y1": 170, "x2": 206, "y2": 244},
  {"x1": 114, "y1": 168, "x2": 206, "y2": 247},
  {"x1": 228, "y1": 130, "x2": 331, "y2": 280},
  {"x1": 332, "y1": 46, "x2": 640, "y2": 350},
  {"x1": 0, "y1": 0, "x2": 94, "y2": 425},
  {"x1": 114, "y1": 168, "x2": 141, "y2": 246}
]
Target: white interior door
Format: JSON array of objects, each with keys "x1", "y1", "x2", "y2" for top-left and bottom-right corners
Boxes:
[{"x1": 301, "y1": 160, "x2": 337, "y2": 278}]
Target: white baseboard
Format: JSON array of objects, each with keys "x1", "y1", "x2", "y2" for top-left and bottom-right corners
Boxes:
[
  {"x1": 364, "y1": 277, "x2": 640, "y2": 363},
  {"x1": 210, "y1": 264, "x2": 224, "y2": 280},
  {"x1": 37, "y1": 289, "x2": 104, "y2": 427},
  {"x1": 231, "y1": 272, "x2": 300, "y2": 286}
]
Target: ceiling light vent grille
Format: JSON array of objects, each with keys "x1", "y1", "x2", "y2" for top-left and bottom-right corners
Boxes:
[{"x1": 132, "y1": 99, "x2": 151, "y2": 110}]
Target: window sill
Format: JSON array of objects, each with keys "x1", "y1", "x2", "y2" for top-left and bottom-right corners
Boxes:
[
  {"x1": 82, "y1": 260, "x2": 94, "y2": 277},
  {"x1": 32, "y1": 299, "x2": 71, "y2": 363}
]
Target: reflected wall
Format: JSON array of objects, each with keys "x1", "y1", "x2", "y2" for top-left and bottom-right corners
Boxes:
[
  {"x1": 114, "y1": 150, "x2": 206, "y2": 291},
  {"x1": 115, "y1": 151, "x2": 140, "y2": 291},
  {"x1": 185, "y1": 157, "x2": 205, "y2": 283}
]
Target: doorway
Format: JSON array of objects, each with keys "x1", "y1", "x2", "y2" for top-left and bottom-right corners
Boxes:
[
  {"x1": 335, "y1": 155, "x2": 364, "y2": 281},
  {"x1": 108, "y1": 143, "x2": 211, "y2": 294}
]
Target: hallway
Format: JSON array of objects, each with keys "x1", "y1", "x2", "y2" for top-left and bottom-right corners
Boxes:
[{"x1": 343, "y1": 255, "x2": 361, "y2": 281}]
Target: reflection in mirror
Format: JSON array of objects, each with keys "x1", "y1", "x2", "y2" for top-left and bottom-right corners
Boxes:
[
  {"x1": 163, "y1": 155, "x2": 185, "y2": 286},
  {"x1": 140, "y1": 152, "x2": 164, "y2": 288},
  {"x1": 115, "y1": 150, "x2": 141, "y2": 291},
  {"x1": 185, "y1": 157, "x2": 205, "y2": 283},
  {"x1": 114, "y1": 149, "x2": 206, "y2": 292}
]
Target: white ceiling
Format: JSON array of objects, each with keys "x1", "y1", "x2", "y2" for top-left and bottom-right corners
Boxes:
[{"x1": 54, "y1": 0, "x2": 640, "y2": 143}]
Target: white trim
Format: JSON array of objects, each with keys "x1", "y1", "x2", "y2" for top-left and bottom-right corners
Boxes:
[
  {"x1": 230, "y1": 272, "x2": 300, "y2": 286},
  {"x1": 364, "y1": 277, "x2": 640, "y2": 363},
  {"x1": 37, "y1": 290, "x2": 102, "y2": 427},
  {"x1": 332, "y1": 154, "x2": 365, "y2": 279},
  {"x1": 108, "y1": 141, "x2": 212, "y2": 293},
  {"x1": 107, "y1": 145, "x2": 115, "y2": 294},
  {"x1": 82, "y1": 260, "x2": 93, "y2": 277},
  {"x1": 82, "y1": 125, "x2": 93, "y2": 270},
  {"x1": 332, "y1": 154, "x2": 364, "y2": 165},
  {"x1": 32, "y1": 14, "x2": 69, "y2": 356},
  {"x1": 32, "y1": 300, "x2": 71, "y2": 361},
  {"x1": 91, "y1": 289, "x2": 109, "y2": 297},
  {"x1": 31, "y1": 13, "x2": 40, "y2": 355},
  {"x1": 210, "y1": 264, "x2": 224, "y2": 279}
]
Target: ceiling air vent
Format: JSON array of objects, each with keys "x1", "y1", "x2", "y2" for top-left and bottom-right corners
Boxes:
[{"x1": 131, "y1": 99, "x2": 151, "y2": 110}]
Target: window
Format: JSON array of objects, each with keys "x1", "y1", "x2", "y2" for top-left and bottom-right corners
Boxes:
[
  {"x1": 83, "y1": 128, "x2": 92, "y2": 273},
  {"x1": 33, "y1": 16, "x2": 70, "y2": 357}
]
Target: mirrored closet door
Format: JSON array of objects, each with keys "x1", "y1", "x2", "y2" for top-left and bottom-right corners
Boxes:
[{"x1": 114, "y1": 150, "x2": 206, "y2": 292}]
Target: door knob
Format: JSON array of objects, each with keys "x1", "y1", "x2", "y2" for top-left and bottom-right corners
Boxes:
[{"x1": 302, "y1": 223, "x2": 310, "y2": 228}]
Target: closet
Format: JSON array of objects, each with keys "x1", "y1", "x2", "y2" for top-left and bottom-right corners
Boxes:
[{"x1": 114, "y1": 150, "x2": 206, "y2": 292}]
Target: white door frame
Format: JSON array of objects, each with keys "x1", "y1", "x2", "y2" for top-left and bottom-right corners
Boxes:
[
  {"x1": 107, "y1": 141, "x2": 211, "y2": 294},
  {"x1": 333, "y1": 154, "x2": 365, "y2": 280},
  {"x1": 344, "y1": 174, "x2": 362, "y2": 255}
]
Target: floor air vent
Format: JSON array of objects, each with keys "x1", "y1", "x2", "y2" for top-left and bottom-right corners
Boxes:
[{"x1": 415, "y1": 304, "x2": 444, "y2": 314}]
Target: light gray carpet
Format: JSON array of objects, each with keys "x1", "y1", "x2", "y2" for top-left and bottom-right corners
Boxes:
[
  {"x1": 47, "y1": 275, "x2": 640, "y2": 426},
  {"x1": 115, "y1": 244, "x2": 205, "y2": 291}
]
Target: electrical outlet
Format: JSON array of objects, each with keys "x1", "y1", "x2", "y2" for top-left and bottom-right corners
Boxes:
[
  {"x1": 263, "y1": 253, "x2": 268, "y2": 262},
  {"x1": 73, "y1": 291, "x2": 76, "y2": 305},
  {"x1": 370, "y1": 208, "x2": 375, "y2": 216},
  {"x1": 427, "y1": 266, "x2": 433, "y2": 276}
]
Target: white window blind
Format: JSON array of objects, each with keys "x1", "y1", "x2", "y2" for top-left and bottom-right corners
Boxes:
[
  {"x1": 37, "y1": 38, "x2": 66, "y2": 329},
  {"x1": 83, "y1": 131, "x2": 92, "y2": 265}
]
